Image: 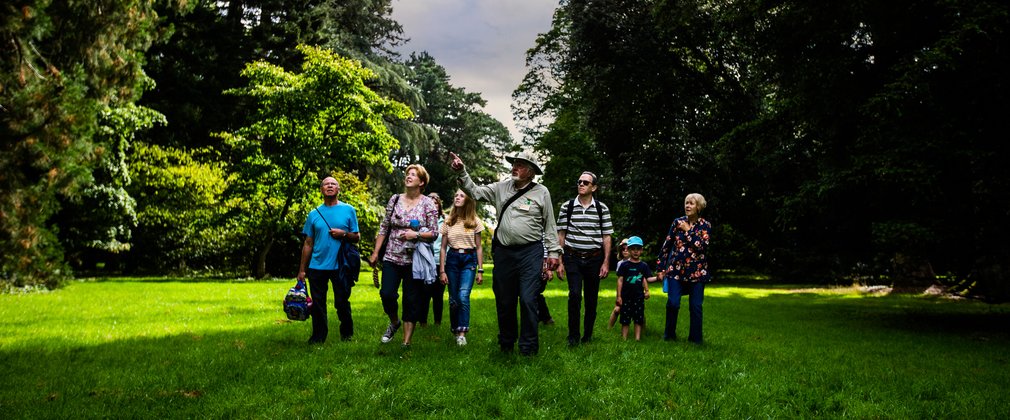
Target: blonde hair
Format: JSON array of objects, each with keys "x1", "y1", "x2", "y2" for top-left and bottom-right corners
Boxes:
[
  {"x1": 405, "y1": 164, "x2": 429, "y2": 190},
  {"x1": 685, "y1": 193, "x2": 707, "y2": 211},
  {"x1": 447, "y1": 189, "x2": 478, "y2": 229}
]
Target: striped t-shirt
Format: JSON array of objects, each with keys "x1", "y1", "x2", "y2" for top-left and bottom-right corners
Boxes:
[
  {"x1": 557, "y1": 198, "x2": 614, "y2": 251},
  {"x1": 439, "y1": 218, "x2": 485, "y2": 250}
]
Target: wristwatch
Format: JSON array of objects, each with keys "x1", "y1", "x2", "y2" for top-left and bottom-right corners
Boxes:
[{"x1": 477, "y1": 269, "x2": 484, "y2": 273}]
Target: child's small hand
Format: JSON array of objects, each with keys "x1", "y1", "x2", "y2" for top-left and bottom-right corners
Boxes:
[
  {"x1": 644, "y1": 290, "x2": 651, "y2": 300},
  {"x1": 616, "y1": 296, "x2": 623, "y2": 306}
]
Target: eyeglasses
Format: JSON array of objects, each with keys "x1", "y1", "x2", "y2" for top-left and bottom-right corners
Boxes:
[{"x1": 577, "y1": 180, "x2": 593, "y2": 186}]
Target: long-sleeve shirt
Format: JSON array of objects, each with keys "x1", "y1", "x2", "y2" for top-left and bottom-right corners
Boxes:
[
  {"x1": 658, "y1": 216, "x2": 712, "y2": 283},
  {"x1": 378, "y1": 194, "x2": 440, "y2": 265},
  {"x1": 457, "y1": 169, "x2": 562, "y2": 259}
]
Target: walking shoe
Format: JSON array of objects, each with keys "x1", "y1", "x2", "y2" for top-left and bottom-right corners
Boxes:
[
  {"x1": 381, "y1": 321, "x2": 401, "y2": 343},
  {"x1": 456, "y1": 335, "x2": 467, "y2": 346}
]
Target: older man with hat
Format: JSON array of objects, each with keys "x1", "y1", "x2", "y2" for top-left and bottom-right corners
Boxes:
[{"x1": 448, "y1": 150, "x2": 562, "y2": 356}]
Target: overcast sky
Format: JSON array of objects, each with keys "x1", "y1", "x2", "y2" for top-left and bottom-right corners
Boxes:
[{"x1": 390, "y1": 1, "x2": 560, "y2": 142}]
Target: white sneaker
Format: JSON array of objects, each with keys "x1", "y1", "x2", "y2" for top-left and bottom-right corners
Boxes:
[
  {"x1": 456, "y1": 335, "x2": 467, "y2": 346},
  {"x1": 381, "y1": 321, "x2": 400, "y2": 343}
]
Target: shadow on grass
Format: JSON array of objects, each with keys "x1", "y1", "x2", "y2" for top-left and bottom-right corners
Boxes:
[{"x1": 0, "y1": 315, "x2": 545, "y2": 418}]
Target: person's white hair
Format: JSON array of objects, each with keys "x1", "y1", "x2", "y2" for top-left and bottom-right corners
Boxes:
[{"x1": 685, "y1": 193, "x2": 707, "y2": 211}]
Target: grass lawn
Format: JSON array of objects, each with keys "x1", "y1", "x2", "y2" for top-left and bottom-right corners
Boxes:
[{"x1": 1, "y1": 269, "x2": 1008, "y2": 418}]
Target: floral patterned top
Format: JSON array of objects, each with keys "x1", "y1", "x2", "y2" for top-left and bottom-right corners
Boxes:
[
  {"x1": 658, "y1": 216, "x2": 712, "y2": 283},
  {"x1": 379, "y1": 194, "x2": 440, "y2": 265}
]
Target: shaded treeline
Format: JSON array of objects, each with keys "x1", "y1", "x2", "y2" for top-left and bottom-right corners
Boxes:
[
  {"x1": 513, "y1": 0, "x2": 1009, "y2": 299},
  {"x1": 4, "y1": 1, "x2": 1008, "y2": 300}
]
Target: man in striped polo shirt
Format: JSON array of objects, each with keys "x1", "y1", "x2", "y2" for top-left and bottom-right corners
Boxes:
[{"x1": 556, "y1": 171, "x2": 613, "y2": 346}]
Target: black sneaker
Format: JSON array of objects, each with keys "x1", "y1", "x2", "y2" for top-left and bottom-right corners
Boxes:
[{"x1": 381, "y1": 321, "x2": 401, "y2": 343}]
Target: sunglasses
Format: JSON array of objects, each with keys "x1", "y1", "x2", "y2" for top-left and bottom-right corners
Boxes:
[{"x1": 577, "y1": 180, "x2": 593, "y2": 186}]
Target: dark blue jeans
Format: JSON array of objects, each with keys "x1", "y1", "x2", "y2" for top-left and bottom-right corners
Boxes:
[
  {"x1": 444, "y1": 251, "x2": 477, "y2": 332},
  {"x1": 380, "y1": 261, "x2": 423, "y2": 322},
  {"x1": 564, "y1": 253, "x2": 604, "y2": 341},
  {"x1": 665, "y1": 280, "x2": 705, "y2": 343},
  {"x1": 492, "y1": 241, "x2": 544, "y2": 355},
  {"x1": 307, "y1": 268, "x2": 353, "y2": 341}
]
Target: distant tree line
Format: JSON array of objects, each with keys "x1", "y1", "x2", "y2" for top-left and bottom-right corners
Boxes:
[
  {"x1": 2, "y1": 0, "x2": 514, "y2": 287},
  {"x1": 4, "y1": 0, "x2": 1008, "y2": 301},
  {"x1": 513, "y1": 0, "x2": 1010, "y2": 300}
]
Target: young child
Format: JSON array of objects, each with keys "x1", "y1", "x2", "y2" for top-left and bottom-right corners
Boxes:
[
  {"x1": 608, "y1": 238, "x2": 630, "y2": 329},
  {"x1": 615, "y1": 236, "x2": 658, "y2": 341}
]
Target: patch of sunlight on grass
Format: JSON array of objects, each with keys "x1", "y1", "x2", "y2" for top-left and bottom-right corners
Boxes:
[{"x1": 707, "y1": 286, "x2": 792, "y2": 298}]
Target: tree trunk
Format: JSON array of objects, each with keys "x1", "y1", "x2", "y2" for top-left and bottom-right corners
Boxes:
[
  {"x1": 890, "y1": 252, "x2": 936, "y2": 293},
  {"x1": 970, "y1": 253, "x2": 1010, "y2": 302},
  {"x1": 255, "y1": 238, "x2": 273, "y2": 279}
]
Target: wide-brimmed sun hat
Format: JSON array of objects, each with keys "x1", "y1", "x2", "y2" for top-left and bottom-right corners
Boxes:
[{"x1": 505, "y1": 151, "x2": 544, "y2": 175}]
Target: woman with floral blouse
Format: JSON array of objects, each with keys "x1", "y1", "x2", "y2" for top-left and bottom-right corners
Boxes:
[
  {"x1": 368, "y1": 164, "x2": 440, "y2": 348},
  {"x1": 658, "y1": 193, "x2": 711, "y2": 344}
]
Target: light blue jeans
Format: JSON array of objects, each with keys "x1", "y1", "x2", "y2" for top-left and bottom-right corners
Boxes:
[{"x1": 445, "y1": 250, "x2": 477, "y2": 333}]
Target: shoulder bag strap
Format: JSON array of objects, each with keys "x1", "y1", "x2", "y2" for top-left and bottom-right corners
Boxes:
[
  {"x1": 314, "y1": 207, "x2": 332, "y2": 230},
  {"x1": 493, "y1": 182, "x2": 537, "y2": 245},
  {"x1": 378, "y1": 194, "x2": 401, "y2": 256}
]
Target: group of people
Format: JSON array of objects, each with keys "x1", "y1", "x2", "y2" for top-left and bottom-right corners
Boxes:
[{"x1": 296, "y1": 151, "x2": 712, "y2": 355}]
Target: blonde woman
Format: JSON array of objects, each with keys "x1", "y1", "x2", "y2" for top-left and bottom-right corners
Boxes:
[
  {"x1": 368, "y1": 164, "x2": 440, "y2": 347},
  {"x1": 438, "y1": 189, "x2": 485, "y2": 346},
  {"x1": 658, "y1": 193, "x2": 712, "y2": 344}
]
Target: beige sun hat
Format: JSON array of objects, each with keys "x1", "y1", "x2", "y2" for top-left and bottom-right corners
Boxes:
[{"x1": 505, "y1": 151, "x2": 544, "y2": 175}]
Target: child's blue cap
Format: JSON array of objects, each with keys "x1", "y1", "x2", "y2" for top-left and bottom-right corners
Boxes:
[{"x1": 627, "y1": 236, "x2": 644, "y2": 247}]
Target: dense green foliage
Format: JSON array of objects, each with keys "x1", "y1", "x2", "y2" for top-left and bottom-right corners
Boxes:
[
  {"x1": 1, "y1": 0, "x2": 176, "y2": 288},
  {"x1": 121, "y1": 0, "x2": 516, "y2": 279},
  {"x1": 126, "y1": 143, "x2": 237, "y2": 272},
  {"x1": 4, "y1": 0, "x2": 1007, "y2": 298},
  {"x1": 515, "y1": 0, "x2": 1010, "y2": 298},
  {"x1": 1, "y1": 273, "x2": 1007, "y2": 416},
  {"x1": 219, "y1": 44, "x2": 411, "y2": 277}
]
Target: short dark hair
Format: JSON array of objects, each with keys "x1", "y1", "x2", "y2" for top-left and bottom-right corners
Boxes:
[{"x1": 580, "y1": 171, "x2": 598, "y2": 185}]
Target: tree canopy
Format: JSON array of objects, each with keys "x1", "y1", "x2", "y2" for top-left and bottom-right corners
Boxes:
[
  {"x1": 2, "y1": 0, "x2": 175, "y2": 288},
  {"x1": 515, "y1": 0, "x2": 1010, "y2": 298},
  {"x1": 219, "y1": 44, "x2": 411, "y2": 277},
  {"x1": 4, "y1": 1, "x2": 1008, "y2": 300}
]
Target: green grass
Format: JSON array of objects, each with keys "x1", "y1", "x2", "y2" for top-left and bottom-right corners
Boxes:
[{"x1": 2, "y1": 270, "x2": 1008, "y2": 418}]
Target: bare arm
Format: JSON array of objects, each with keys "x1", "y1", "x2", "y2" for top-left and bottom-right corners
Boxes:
[
  {"x1": 369, "y1": 233, "x2": 385, "y2": 267},
  {"x1": 298, "y1": 236, "x2": 314, "y2": 281},
  {"x1": 616, "y1": 276, "x2": 625, "y2": 305},
  {"x1": 439, "y1": 230, "x2": 449, "y2": 285},
  {"x1": 599, "y1": 233, "x2": 611, "y2": 278}
]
